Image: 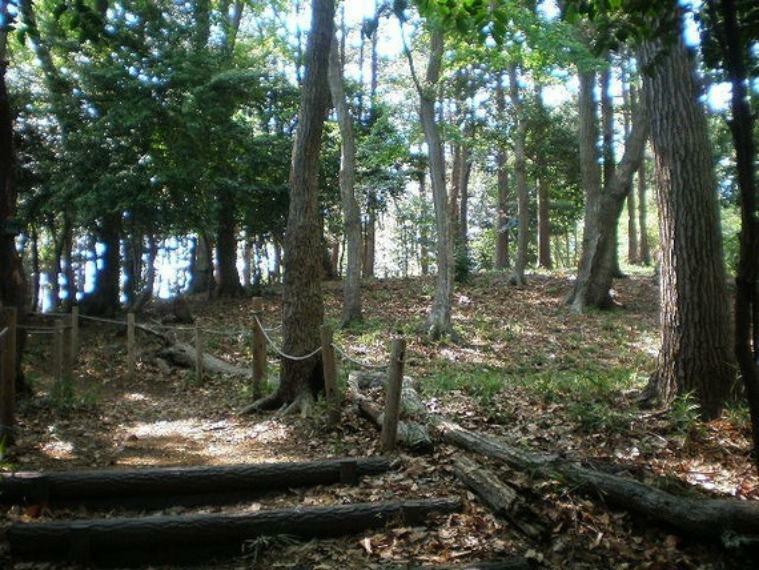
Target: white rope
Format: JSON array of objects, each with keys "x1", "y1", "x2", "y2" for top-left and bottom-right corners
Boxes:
[
  {"x1": 254, "y1": 315, "x2": 322, "y2": 361},
  {"x1": 19, "y1": 329, "x2": 58, "y2": 335},
  {"x1": 0, "y1": 327, "x2": 7, "y2": 339},
  {"x1": 78, "y1": 314, "x2": 127, "y2": 326},
  {"x1": 18, "y1": 324, "x2": 71, "y2": 331},
  {"x1": 332, "y1": 343, "x2": 387, "y2": 370}
]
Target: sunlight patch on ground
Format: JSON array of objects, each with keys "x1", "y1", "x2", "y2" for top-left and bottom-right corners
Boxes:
[
  {"x1": 41, "y1": 438, "x2": 75, "y2": 460},
  {"x1": 121, "y1": 392, "x2": 150, "y2": 402}
]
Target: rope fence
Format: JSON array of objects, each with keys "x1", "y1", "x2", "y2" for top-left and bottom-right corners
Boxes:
[{"x1": 7, "y1": 298, "x2": 406, "y2": 448}]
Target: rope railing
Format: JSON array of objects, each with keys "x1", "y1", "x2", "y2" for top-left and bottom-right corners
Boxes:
[
  {"x1": 332, "y1": 343, "x2": 388, "y2": 370},
  {"x1": 254, "y1": 315, "x2": 322, "y2": 361},
  {"x1": 0, "y1": 327, "x2": 7, "y2": 339}
]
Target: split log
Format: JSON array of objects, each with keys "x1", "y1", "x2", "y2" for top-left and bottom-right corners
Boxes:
[
  {"x1": 7, "y1": 497, "x2": 462, "y2": 566},
  {"x1": 453, "y1": 456, "x2": 545, "y2": 539},
  {"x1": 435, "y1": 418, "x2": 759, "y2": 543},
  {"x1": 0, "y1": 457, "x2": 391, "y2": 509},
  {"x1": 349, "y1": 371, "x2": 433, "y2": 453},
  {"x1": 351, "y1": 370, "x2": 427, "y2": 415}
]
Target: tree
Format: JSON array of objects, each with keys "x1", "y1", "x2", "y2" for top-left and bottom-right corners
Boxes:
[
  {"x1": 0, "y1": 5, "x2": 30, "y2": 395},
  {"x1": 639, "y1": 17, "x2": 735, "y2": 419},
  {"x1": 400, "y1": 19, "x2": 454, "y2": 339},
  {"x1": 507, "y1": 64, "x2": 529, "y2": 287},
  {"x1": 703, "y1": 0, "x2": 759, "y2": 459},
  {"x1": 251, "y1": 0, "x2": 335, "y2": 413},
  {"x1": 493, "y1": 73, "x2": 510, "y2": 271},
  {"x1": 327, "y1": 26, "x2": 362, "y2": 325},
  {"x1": 569, "y1": 64, "x2": 648, "y2": 312}
]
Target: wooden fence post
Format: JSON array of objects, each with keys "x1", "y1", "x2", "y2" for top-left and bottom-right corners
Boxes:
[
  {"x1": 54, "y1": 319, "x2": 64, "y2": 387},
  {"x1": 381, "y1": 337, "x2": 406, "y2": 453},
  {"x1": 71, "y1": 306, "x2": 79, "y2": 363},
  {"x1": 194, "y1": 324, "x2": 203, "y2": 384},
  {"x1": 0, "y1": 307, "x2": 17, "y2": 445},
  {"x1": 251, "y1": 298, "x2": 266, "y2": 398},
  {"x1": 320, "y1": 324, "x2": 339, "y2": 426},
  {"x1": 127, "y1": 313, "x2": 136, "y2": 381}
]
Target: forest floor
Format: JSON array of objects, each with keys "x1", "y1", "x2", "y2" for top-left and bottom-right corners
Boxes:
[{"x1": 2, "y1": 272, "x2": 758, "y2": 569}]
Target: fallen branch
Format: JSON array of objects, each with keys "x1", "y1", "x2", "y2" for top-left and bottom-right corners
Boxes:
[
  {"x1": 435, "y1": 418, "x2": 759, "y2": 544},
  {"x1": 0, "y1": 457, "x2": 391, "y2": 509},
  {"x1": 8, "y1": 497, "x2": 462, "y2": 566}
]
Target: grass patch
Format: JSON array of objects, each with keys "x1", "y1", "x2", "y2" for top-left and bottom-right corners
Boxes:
[{"x1": 422, "y1": 365, "x2": 506, "y2": 406}]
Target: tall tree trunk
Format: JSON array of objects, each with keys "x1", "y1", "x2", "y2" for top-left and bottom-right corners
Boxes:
[
  {"x1": 601, "y1": 64, "x2": 625, "y2": 279},
  {"x1": 537, "y1": 177, "x2": 552, "y2": 269},
  {"x1": 215, "y1": 192, "x2": 243, "y2": 298},
  {"x1": 363, "y1": 207, "x2": 376, "y2": 278},
  {"x1": 624, "y1": 79, "x2": 639, "y2": 265},
  {"x1": 570, "y1": 70, "x2": 649, "y2": 312},
  {"x1": 508, "y1": 64, "x2": 528, "y2": 286},
  {"x1": 405, "y1": 26, "x2": 453, "y2": 338},
  {"x1": 242, "y1": 238, "x2": 252, "y2": 287},
  {"x1": 494, "y1": 75, "x2": 510, "y2": 270},
  {"x1": 133, "y1": 236, "x2": 158, "y2": 313},
  {"x1": 83, "y1": 213, "x2": 121, "y2": 317},
  {"x1": 31, "y1": 226, "x2": 40, "y2": 312},
  {"x1": 637, "y1": 159, "x2": 651, "y2": 265},
  {"x1": 458, "y1": 150, "x2": 471, "y2": 252},
  {"x1": 189, "y1": 233, "x2": 215, "y2": 295},
  {"x1": 708, "y1": 0, "x2": 759, "y2": 467},
  {"x1": 0, "y1": 27, "x2": 30, "y2": 395},
  {"x1": 328, "y1": 30, "x2": 362, "y2": 324},
  {"x1": 639, "y1": 25, "x2": 735, "y2": 419},
  {"x1": 418, "y1": 172, "x2": 430, "y2": 276},
  {"x1": 253, "y1": 0, "x2": 334, "y2": 413}
]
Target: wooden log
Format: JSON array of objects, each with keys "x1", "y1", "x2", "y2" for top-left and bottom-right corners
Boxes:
[
  {"x1": 382, "y1": 337, "x2": 406, "y2": 452},
  {"x1": 139, "y1": 323, "x2": 253, "y2": 379},
  {"x1": 0, "y1": 457, "x2": 392, "y2": 508},
  {"x1": 409, "y1": 558, "x2": 532, "y2": 569},
  {"x1": 0, "y1": 307, "x2": 16, "y2": 445},
  {"x1": 320, "y1": 324, "x2": 340, "y2": 426},
  {"x1": 355, "y1": 394, "x2": 433, "y2": 453},
  {"x1": 435, "y1": 418, "x2": 759, "y2": 543},
  {"x1": 7, "y1": 497, "x2": 461, "y2": 566},
  {"x1": 453, "y1": 456, "x2": 545, "y2": 539},
  {"x1": 127, "y1": 312, "x2": 136, "y2": 381},
  {"x1": 251, "y1": 298, "x2": 267, "y2": 398},
  {"x1": 351, "y1": 370, "x2": 426, "y2": 416}
]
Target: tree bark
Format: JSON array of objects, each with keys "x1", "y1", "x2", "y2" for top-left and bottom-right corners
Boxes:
[
  {"x1": 82, "y1": 214, "x2": 121, "y2": 317},
  {"x1": 405, "y1": 26, "x2": 453, "y2": 338},
  {"x1": 600, "y1": 63, "x2": 624, "y2": 279},
  {"x1": 624, "y1": 78, "x2": 639, "y2": 265},
  {"x1": 328, "y1": 30, "x2": 362, "y2": 325},
  {"x1": 0, "y1": 26, "x2": 29, "y2": 395},
  {"x1": 537, "y1": 176, "x2": 551, "y2": 269},
  {"x1": 707, "y1": 0, "x2": 759, "y2": 468},
  {"x1": 508, "y1": 64, "x2": 528, "y2": 286},
  {"x1": 189, "y1": 233, "x2": 215, "y2": 296},
  {"x1": 494, "y1": 74, "x2": 510, "y2": 270},
  {"x1": 570, "y1": 74, "x2": 649, "y2": 312},
  {"x1": 639, "y1": 23, "x2": 735, "y2": 419},
  {"x1": 419, "y1": 172, "x2": 430, "y2": 275},
  {"x1": 215, "y1": 192, "x2": 243, "y2": 298},
  {"x1": 637, "y1": 159, "x2": 651, "y2": 265},
  {"x1": 255, "y1": 0, "x2": 334, "y2": 412}
]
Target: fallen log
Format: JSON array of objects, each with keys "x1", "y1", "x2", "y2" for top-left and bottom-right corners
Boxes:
[
  {"x1": 8, "y1": 497, "x2": 462, "y2": 566},
  {"x1": 453, "y1": 456, "x2": 545, "y2": 540},
  {"x1": 137, "y1": 323, "x2": 252, "y2": 379},
  {"x1": 0, "y1": 457, "x2": 391, "y2": 509},
  {"x1": 410, "y1": 558, "x2": 532, "y2": 569},
  {"x1": 435, "y1": 418, "x2": 759, "y2": 544},
  {"x1": 351, "y1": 370, "x2": 427, "y2": 415},
  {"x1": 349, "y1": 372, "x2": 433, "y2": 453},
  {"x1": 356, "y1": 397, "x2": 433, "y2": 453}
]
